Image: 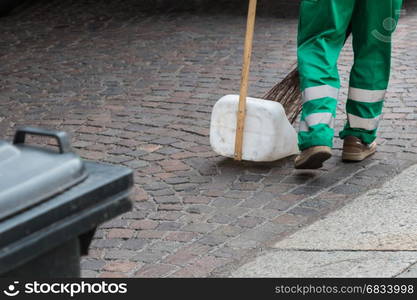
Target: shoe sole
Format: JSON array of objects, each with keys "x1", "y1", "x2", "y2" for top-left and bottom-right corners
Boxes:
[
  {"x1": 295, "y1": 151, "x2": 332, "y2": 169},
  {"x1": 342, "y1": 149, "x2": 376, "y2": 162}
]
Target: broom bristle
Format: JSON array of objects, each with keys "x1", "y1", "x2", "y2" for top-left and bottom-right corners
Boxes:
[{"x1": 262, "y1": 67, "x2": 302, "y2": 124}]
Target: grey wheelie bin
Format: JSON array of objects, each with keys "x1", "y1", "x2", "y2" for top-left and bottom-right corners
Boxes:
[{"x1": 0, "y1": 127, "x2": 133, "y2": 277}]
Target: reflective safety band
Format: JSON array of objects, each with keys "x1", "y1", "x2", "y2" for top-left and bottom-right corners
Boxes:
[
  {"x1": 348, "y1": 87, "x2": 386, "y2": 103},
  {"x1": 348, "y1": 113, "x2": 380, "y2": 131},
  {"x1": 299, "y1": 112, "x2": 334, "y2": 132},
  {"x1": 302, "y1": 85, "x2": 339, "y2": 103}
]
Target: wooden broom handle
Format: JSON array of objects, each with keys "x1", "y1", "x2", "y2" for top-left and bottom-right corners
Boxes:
[{"x1": 234, "y1": 0, "x2": 257, "y2": 161}]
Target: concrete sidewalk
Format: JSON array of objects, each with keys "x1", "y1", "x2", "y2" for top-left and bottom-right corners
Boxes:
[{"x1": 232, "y1": 164, "x2": 417, "y2": 278}]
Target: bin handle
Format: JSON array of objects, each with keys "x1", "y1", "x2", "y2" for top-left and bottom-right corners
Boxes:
[{"x1": 13, "y1": 127, "x2": 72, "y2": 154}]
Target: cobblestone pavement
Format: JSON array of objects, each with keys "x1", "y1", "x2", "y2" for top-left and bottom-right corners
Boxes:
[{"x1": 1, "y1": 0, "x2": 417, "y2": 277}]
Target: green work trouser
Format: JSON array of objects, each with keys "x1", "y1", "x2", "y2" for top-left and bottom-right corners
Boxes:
[{"x1": 297, "y1": 0, "x2": 403, "y2": 151}]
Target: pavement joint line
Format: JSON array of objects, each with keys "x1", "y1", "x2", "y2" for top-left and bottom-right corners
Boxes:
[
  {"x1": 270, "y1": 248, "x2": 417, "y2": 253},
  {"x1": 394, "y1": 261, "x2": 417, "y2": 278}
]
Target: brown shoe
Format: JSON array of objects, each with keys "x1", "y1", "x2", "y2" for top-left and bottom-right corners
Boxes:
[
  {"x1": 294, "y1": 146, "x2": 332, "y2": 169},
  {"x1": 342, "y1": 136, "x2": 376, "y2": 162}
]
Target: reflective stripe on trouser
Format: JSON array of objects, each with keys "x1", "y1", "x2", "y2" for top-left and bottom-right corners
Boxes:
[
  {"x1": 339, "y1": 87, "x2": 385, "y2": 144},
  {"x1": 297, "y1": 0, "x2": 403, "y2": 150},
  {"x1": 298, "y1": 85, "x2": 338, "y2": 150}
]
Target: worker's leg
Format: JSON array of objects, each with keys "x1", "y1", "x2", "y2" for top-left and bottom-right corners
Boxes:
[
  {"x1": 339, "y1": 0, "x2": 403, "y2": 144},
  {"x1": 297, "y1": 0, "x2": 355, "y2": 151}
]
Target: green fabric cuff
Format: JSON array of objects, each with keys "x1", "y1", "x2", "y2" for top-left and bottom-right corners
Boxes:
[
  {"x1": 298, "y1": 125, "x2": 334, "y2": 151},
  {"x1": 339, "y1": 125, "x2": 377, "y2": 145}
]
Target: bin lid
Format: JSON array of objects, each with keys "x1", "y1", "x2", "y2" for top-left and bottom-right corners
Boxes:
[{"x1": 0, "y1": 127, "x2": 87, "y2": 221}]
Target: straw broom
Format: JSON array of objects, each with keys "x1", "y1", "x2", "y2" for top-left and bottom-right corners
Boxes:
[{"x1": 263, "y1": 67, "x2": 301, "y2": 124}]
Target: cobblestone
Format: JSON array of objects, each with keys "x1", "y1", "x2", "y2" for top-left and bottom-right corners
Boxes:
[
  {"x1": 1, "y1": 0, "x2": 417, "y2": 278},
  {"x1": 122, "y1": 239, "x2": 147, "y2": 251},
  {"x1": 103, "y1": 261, "x2": 140, "y2": 273},
  {"x1": 135, "y1": 264, "x2": 178, "y2": 278},
  {"x1": 130, "y1": 220, "x2": 159, "y2": 230},
  {"x1": 165, "y1": 231, "x2": 199, "y2": 242}
]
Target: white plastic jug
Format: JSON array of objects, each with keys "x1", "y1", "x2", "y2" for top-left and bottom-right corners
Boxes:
[{"x1": 210, "y1": 94, "x2": 299, "y2": 162}]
